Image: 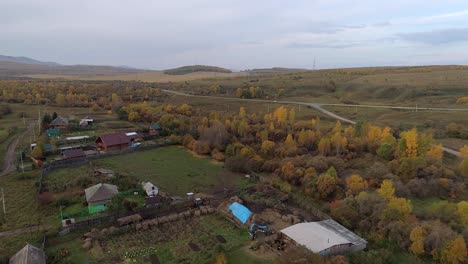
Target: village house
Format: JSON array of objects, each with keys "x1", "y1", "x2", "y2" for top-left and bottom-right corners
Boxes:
[
  {"x1": 61, "y1": 149, "x2": 86, "y2": 160},
  {"x1": 46, "y1": 128, "x2": 60, "y2": 137},
  {"x1": 85, "y1": 183, "x2": 119, "y2": 214},
  {"x1": 8, "y1": 243, "x2": 46, "y2": 264},
  {"x1": 49, "y1": 116, "x2": 69, "y2": 129},
  {"x1": 96, "y1": 133, "x2": 130, "y2": 152},
  {"x1": 148, "y1": 123, "x2": 162, "y2": 135},
  {"x1": 79, "y1": 118, "x2": 94, "y2": 127},
  {"x1": 142, "y1": 182, "x2": 159, "y2": 197},
  {"x1": 280, "y1": 219, "x2": 367, "y2": 256}
]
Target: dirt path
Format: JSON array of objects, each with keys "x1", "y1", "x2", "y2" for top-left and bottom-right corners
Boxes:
[
  {"x1": 0, "y1": 225, "x2": 47, "y2": 238},
  {"x1": 162, "y1": 90, "x2": 464, "y2": 158},
  {"x1": 0, "y1": 123, "x2": 34, "y2": 176}
]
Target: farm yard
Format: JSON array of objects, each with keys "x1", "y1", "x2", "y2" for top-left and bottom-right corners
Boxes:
[
  {"x1": 46, "y1": 214, "x2": 274, "y2": 264},
  {"x1": 44, "y1": 146, "x2": 233, "y2": 196}
]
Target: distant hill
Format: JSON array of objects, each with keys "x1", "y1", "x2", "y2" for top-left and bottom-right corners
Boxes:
[
  {"x1": 0, "y1": 61, "x2": 145, "y2": 77},
  {"x1": 164, "y1": 65, "x2": 232, "y2": 75},
  {"x1": 0, "y1": 55, "x2": 61, "y2": 66},
  {"x1": 244, "y1": 67, "x2": 308, "y2": 74}
]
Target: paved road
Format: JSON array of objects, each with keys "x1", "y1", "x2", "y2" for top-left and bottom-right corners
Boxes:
[
  {"x1": 162, "y1": 90, "x2": 464, "y2": 157},
  {"x1": 0, "y1": 123, "x2": 34, "y2": 176}
]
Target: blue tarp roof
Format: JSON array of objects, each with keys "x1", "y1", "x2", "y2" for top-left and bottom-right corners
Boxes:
[{"x1": 228, "y1": 202, "x2": 252, "y2": 224}]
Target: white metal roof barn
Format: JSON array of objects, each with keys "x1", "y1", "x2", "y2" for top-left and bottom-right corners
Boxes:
[{"x1": 280, "y1": 219, "x2": 367, "y2": 256}]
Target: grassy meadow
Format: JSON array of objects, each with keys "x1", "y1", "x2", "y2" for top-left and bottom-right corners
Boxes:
[{"x1": 45, "y1": 146, "x2": 231, "y2": 196}]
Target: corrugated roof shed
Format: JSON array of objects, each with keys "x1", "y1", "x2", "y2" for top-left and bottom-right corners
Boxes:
[
  {"x1": 9, "y1": 244, "x2": 46, "y2": 264},
  {"x1": 280, "y1": 219, "x2": 367, "y2": 254},
  {"x1": 228, "y1": 202, "x2": 252, "y2": 224}
]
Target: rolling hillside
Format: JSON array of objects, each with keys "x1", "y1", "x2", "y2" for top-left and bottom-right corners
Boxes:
[
  {"x1": 0, "y1": 61, "x2": 145, "y2": 77},
  {"x1": 0, "y1": 55, "x2": 60, "y2": 66},
  {"x1": 164, "y1": 65, "x2": 232, "y2": 75}
]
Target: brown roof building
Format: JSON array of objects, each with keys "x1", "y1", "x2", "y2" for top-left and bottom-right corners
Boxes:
[
  {"x1": 9, "y1": 244, "x2": 46, "y2": 264},
  {"x1": 49, "y1": 116, "x2": 69, "y2": 129},
  {"x1": 61, "y1": 149, "x2": 86, "y2": 160},
  {"x1": 85, "y1": 183, "x2": 118, "y2": 206},
  {"x1": 96, "y1": 133, "x2": 130, "y2": 152}
]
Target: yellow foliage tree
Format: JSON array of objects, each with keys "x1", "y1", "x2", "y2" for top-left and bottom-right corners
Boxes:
[
  {"x1": 289, "y1": 107, "x2": 296, "y2": 123},
  {"x1": 261, "y1": 140, "x2": 276, "y2": 155},
  {"x1": 377, "y1": 179, "x2": 395, "y2": 200},
  {"x1": 318, "y1": 138, "x2": 331, "y2": 156},
  {"x1": 284, "y1": 134, "x2": 297, "y2": 148},
  {"x1": 236, "y1": 88, "x2": 243, "y2": 98},
  {"x1": 273, "y1": 106, "x2": 288, "y2": 126},
  {"x1": 460, "y1": 145, "x2": 468, "y2": 157},
  {"x1": 457, "y1": 201, "x2": 468, "y2": 225},
  {"x1": 215, "y1": 253, "x2": 228, "y2": 264},
  {"x1": 409, "y1": 226, "x2": 426, "y2": 255},
  {"x1": 382, "y1": 197, "x2": 412, "y2": 221},
  {"x1": 345, "y1": 175, "x2": 368, "y2": 195},
  {"x1": 426, "y1": 144, "x2": 444, "y2": 162},
  {"x1": 440, "y1": 236, "x2": 467, "y2": 264},
  {"x1": 281, "y1": 161, "x2": 296, "y2": 181},
  {"x1": 402, "y1": 128, "x2": 419, "y2": 158},
  {"x1": 239, "y1": 107, "x2": 247, "y2": 118}
]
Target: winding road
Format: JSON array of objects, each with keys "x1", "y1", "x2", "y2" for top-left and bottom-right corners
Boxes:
[
  {"x1": 162, "y1": 89, "x2": 464, "y2": 158},
  {"x1": 0, "y1": 123, "x2": 34, "y2": 176}
]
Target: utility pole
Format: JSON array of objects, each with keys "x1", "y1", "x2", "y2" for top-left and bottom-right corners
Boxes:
[
  {"x1": 38, "y1": 109, "x2": 41, "y2": 132},
  {"x1": 1, "y1": 188, "x2": 6, "y2": 215},
  {"x1": 20, "y1": 151, "x2": 24, "y2": 173}
]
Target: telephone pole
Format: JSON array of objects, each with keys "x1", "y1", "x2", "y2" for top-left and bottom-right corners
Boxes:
[{"x1": 1, "y1": 188, "x2": 6, "y2": 215}]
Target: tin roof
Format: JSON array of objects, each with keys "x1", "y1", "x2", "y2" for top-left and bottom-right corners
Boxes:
[
  {"x1": 280, "y1": 219, "x2": 367, "y2": 253},
  {"x1": 85, "y1": 183, "x2": 118, "y2": 203}
]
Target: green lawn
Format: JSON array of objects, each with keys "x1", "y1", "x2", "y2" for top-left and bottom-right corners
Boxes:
[
  {"x1": 46, "y1": 146, "x2": 226, "y2": 196},
  {"x1": 0, "y1": 171, "x2": 58, "y2": 232},
  {"x1": 0, "y1": 232, "x2": 44, "y2": 258}
]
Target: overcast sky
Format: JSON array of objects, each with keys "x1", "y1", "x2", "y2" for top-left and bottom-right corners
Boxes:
[{"x1": 1, "y1": 0, "x2": 468, "y2": 70}]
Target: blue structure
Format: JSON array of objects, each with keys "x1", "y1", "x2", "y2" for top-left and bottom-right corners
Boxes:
[{"x1": 228, "y1": 202, "x2": 252, "y2": 224}]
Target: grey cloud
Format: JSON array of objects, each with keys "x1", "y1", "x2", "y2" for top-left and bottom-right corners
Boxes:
[
  {"x1": 398, "y1": 28, "x2": 468, "y2": 44},
  {"x1": 287, "y1": 42, "x2": 361, "y2": 49}
]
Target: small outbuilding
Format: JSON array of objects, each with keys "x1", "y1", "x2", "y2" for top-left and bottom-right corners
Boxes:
[
  {"x1": 228, "y1": 202, "x2": 252, "y2": 225},
  {"x1": 79, "y1": 118, "x2": 94, "y2": 127},
  {"x1": 61, "y1": 149, "x2": 86, "y2": 160},
  {"x1": 46, "y1": 128, "x2": 60, "y2": 137},
  {"x1": 49, "y1": 116, "x2": 69, "y2": 129},
  {"x1": 9, "y1": 243, "x2": 46, "y2": 264},
  {"x1": 96, "y1": 133, "x2": 130, "y2": 152},
  {"x1": 280, "y1": 219, "x2": 367, "y2": 256},
  {"x1": 85, "y1": 183, "x2": 119, "y2": 214},
  {"x1": 142, "y1": 182, "x2": 159, "y2": 197},
  {"x1": 149, "y1": 124, "x2": 162, "y2": 135}
]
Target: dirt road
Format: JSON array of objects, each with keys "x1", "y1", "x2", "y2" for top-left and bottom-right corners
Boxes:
[
  {"x1": 0, "y1": 225, "x2": 47, "y2": 238},
  {"x1": 0, "y1": 124, "x2": 34, "y2": 176},
  {"x1": 162, "y1": 90, "x2": 464, "y2": 158}
]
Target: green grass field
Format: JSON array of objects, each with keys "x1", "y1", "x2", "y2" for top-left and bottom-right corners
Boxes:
[
  {"x1": 45, "y1": 146, "x2": 230, "y2": 196},
  {"x1": 0, "y1": 171, "x2": 58, "y2": 232}
]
